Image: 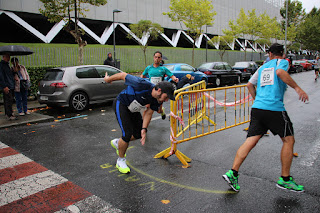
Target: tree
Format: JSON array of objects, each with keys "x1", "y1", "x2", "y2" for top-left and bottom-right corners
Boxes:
[
  {"x1": 223, "y1": 8, "x2": 261, "y2": 60},
  {"x1": 163, "y1": 0, "x2": 216, "y2": 66},
  {"x1": 280, "y1": 0, "x2": 305, "y2": 29},
  {"x1": 127, "y1": 20, "x2": 164, "y2": 67},
  {"x1": 297, "y1": 7, "x2": 320, "y2": 51},
  {"x1": 39, "y1": 0, "x2": 107, "y2": 65},
  {"x1": 209, "y1": 35, "x2": 233, "y2": 61}
]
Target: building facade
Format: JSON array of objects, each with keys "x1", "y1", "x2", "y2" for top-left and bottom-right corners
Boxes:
[{"x1": 0, "y1": 0, "x2": 284, "y2": 51}]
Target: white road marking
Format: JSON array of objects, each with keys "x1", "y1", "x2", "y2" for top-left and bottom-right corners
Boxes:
[
  {"x1": 299, "y1": 139, "x2": 320, "y2": 167},
  {"x1": 0, "y1": 154, "x2": 33, "y2": 170},
  {"x1": 0, "y1": 170, "x2": 68, "y2": 206}
]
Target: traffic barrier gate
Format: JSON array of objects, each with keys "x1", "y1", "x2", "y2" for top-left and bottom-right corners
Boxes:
[{"x1": 154, "y1": 81, "x2": 253, "y2": 167}]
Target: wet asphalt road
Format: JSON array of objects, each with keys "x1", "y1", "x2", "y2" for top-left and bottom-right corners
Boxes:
[{"x1": 1, "y1": 71, "x2": 320, "y2": 212}]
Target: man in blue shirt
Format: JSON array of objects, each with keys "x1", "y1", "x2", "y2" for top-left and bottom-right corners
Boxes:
[
  {"x1": 222, "y1": 43, "x2": 309, "y2": 193},
  {"x1": 104, "y1": 72, "x2": 175, "y2": 173}
]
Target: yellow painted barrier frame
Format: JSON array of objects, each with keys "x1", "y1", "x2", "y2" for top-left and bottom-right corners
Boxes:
[{"x1": 154, "y1": 83, "x2": 253, "y2": 168}]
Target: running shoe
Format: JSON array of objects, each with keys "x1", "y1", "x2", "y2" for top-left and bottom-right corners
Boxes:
[
  {"x1": 161, "y1": 106, "x2": 166, "y2": 120},
  {"x1": 222, "y1": 170, "x2": 240, "y2": 192},
  {"x1": 116, "y1": 158, "x2": 130, "y2": 174},
  {"x1": 276, "y1": 177, "x2": 305, "y2": 192},
  {"x1": 110, "y1": 139, "x2": 126, "y2": 157}
]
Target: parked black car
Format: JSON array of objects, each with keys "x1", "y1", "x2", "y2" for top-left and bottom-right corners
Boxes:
[
  {"x1": 197, "y1": 62, "x2": 242, "y2": 87},
  {"x1": 232, "y1": 61, "x2": 259, "y2": 81}
]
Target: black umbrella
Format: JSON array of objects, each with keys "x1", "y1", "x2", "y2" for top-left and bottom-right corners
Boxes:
[{"x1": 0, "y1": 45, "x2": 34, "y2": 56}]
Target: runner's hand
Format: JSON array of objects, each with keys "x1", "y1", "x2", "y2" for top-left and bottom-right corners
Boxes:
[
  {"x1": 104, "y1": 72, "x2": 111, "y2": 83},
  {"x1": 140, "y1": 129, "x2": 147, "y2": 145},
  {"x1": 296, "y1": 88, "x2": 309, "y2": 102}
]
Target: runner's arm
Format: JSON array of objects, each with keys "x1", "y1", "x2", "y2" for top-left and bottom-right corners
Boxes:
[
  {"x1": 276, "y1": 69, "x2": 309, "y2": 102},
  {"x1": 104, "y1": 72, "x2": 127, "y2": 83},
  {"x1": 140, "y1": 107, "x2": 154, "y2": 145},
  {"x1": 170, "y1": 75, "x2": 179, "y2": 83},
  {"x1": 247, "y1": 82, "x2": 256, "y2": 100}
]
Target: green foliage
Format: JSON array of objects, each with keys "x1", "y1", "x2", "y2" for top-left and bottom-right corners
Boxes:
[
  {"x1": 164, "y1": 0, "x2": 216, "y2": 66},
  {"x1": 39, "y1": 0, "x2": 108, "y2": 65},
  {"x1": 280, "y1": 0, "x2": 305, "y2": 28},
  {"x1": 297, "y1": 8, "x2": 320, "y2": 50},
  {"x1": 128, "y1": 20, "x2": 164, "y2": 67},
  {"x1": 210, "y1": 35, "x2": 233, "y2": 61},
  {"x1": 26, "y1": 66, "x2": 57, "y2": 96}
]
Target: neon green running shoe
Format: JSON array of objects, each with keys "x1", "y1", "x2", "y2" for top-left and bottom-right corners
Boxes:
[
  {"x1": 276, "y1": 177, "x2": 305, "y2": 192},
  {"x1": 161, "y1": 106, "x2": 166, "y2": 120},
  {"x1": 116, "y1": 158, "x2": 130, "y2": 174},
  {"x1": 222, "y1": 170, "x2": 240, "y2": 192},
  {"x1": 110, "y1": 139, "x2": 126, "y2": 157}
]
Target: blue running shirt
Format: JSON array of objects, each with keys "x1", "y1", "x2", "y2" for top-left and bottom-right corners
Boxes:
[
  {"x1": 117, "y1": 74, "x2": 161, "y2": 112},
  {"x1": 250, "y1": 59, "x2": 289, "y2": 111}
]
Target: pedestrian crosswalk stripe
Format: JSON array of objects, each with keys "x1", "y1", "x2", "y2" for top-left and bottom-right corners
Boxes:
[
  {"x1": 0, "y1": 141, "x2": 122, "y2": 212},
  {"x1": 0, "y1": 170, "x2": 68, "y2": 206},
  {"x1": 0, "y1": 153, "x2": 33, "y2": 170},
  {"x1": 0, "y1": 161, "x2": 48, "y2": 184}
]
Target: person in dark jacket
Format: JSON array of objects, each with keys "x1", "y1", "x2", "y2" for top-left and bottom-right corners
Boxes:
[
  {"x1": 177, "y1": 74, "x2": 194, "y2": 89},
  {"x1": 0, "y1": 54, "x2": 16, "y2": 120},
  {"x1": 104, "y1": 52, "x2": 115, "y2": 67}
]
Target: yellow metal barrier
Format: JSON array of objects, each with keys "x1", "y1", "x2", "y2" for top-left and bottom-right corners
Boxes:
[{"x1": 154, "y1": 82, "x2": 253, "y2": 168}]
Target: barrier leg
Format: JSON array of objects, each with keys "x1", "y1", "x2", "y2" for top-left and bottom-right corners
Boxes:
[
  {"x1": 176, "y1": 150, "x2": 191, "y2": 168},
  {"x1": 154, "y1": 147, "x2": 171, "y2": 159}
]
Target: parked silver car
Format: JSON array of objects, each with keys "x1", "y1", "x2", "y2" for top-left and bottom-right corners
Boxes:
[{"x1": 37, "y1": 65, "x2": 126, "y2": 111}]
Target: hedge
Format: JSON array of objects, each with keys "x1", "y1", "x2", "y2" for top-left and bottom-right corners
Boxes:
[{"x1": 26, "y1": 66, "x2": 57, "y2": 97}]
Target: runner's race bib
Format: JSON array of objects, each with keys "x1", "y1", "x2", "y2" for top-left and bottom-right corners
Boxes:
[
  {"x1": 150, "y1": 77, "x2": 162, "y2": 85},
  {"x1": 128, "y1": 100, "x2": 144, "y2": 113},
  {"x1": 260, "y1": 67, "x2": 274, "y2": 86}
]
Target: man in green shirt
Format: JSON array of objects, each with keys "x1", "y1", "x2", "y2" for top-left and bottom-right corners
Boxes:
[{"x1": 141, "y1": 51, "x2": 178, "y2": 119}]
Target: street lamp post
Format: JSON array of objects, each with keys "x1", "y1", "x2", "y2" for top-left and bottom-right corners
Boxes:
[
  {"x1": 205, "y1": 25, "x2": 212, "y2": 62},
  {"x1": 113, "y1": 9, "x2": 122, "y2": 65}
]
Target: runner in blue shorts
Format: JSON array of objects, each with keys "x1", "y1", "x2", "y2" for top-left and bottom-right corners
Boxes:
[
  {"x1": 222, "y1": 43, "x2": 309, "y2": 193},
  {"x1": 104, "y1": 72, "x2": 175, "y2": 174}
]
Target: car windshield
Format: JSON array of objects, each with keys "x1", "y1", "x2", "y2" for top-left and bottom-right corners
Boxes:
[
  {"x1": 234, "y1": 62, "x2": 249, "y2": 67},
  {"x1": 198, "y1": 63, "x2": 213, "y2": 69},
  {"x1": 163, "y1": 65, "x2": 174, "y2": 71},
  {"x1": 42, "y1": 69, "x2": 64, "y2": 80}
]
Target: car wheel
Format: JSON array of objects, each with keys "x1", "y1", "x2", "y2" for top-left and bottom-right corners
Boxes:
[
  {"x1": 201, "y1": 77, "x2": 208, "y2": 86},
  {"x1": 215, "y1": 77, "x2": 221, "y2": 87},
  {"x1": 236, "y1": 75, "x2": 241, "y2": 84},
  {"x1": 69, "y1": 91, "x2": 89, "y2": 111}
]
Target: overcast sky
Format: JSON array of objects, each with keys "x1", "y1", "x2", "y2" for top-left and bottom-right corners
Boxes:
[{"x1": 300, "y1": 0, "x2": 320, "y2": 13}]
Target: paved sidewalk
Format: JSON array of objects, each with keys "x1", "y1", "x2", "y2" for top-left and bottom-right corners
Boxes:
[{"x1": 0, "y1": 99, "x2": 54, "y2": 129}]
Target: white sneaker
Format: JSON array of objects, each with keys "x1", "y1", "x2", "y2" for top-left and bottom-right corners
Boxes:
[
  {"x1": 25, "y1": 111, "x2": 30, "y2": 115},
  {"x1": 116, "y1": 158, "x2": 130, "y2": 173},
  {"x1": 19, "y1": 112, "x2": 25, "y2": 116}
]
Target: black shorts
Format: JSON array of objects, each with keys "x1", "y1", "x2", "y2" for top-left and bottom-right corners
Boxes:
[
  {"x1": 247, "y1": 108, "x2": 294, "y2": 138},
  {"x1": 113, "y1": 99, "x2": 143, "y2": 143}
]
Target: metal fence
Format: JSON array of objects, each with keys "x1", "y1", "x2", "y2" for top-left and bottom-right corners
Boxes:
[{"x1": 17, "y1": 46, "x2": 265, "y2": 72}]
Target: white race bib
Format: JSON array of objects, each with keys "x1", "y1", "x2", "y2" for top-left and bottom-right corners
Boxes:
[
  {"x1": 128, "y1": 100, "x2": 144, "y2": 113},
  {"x1": 150, "y1": 77, "x2": 162, "y2": 85},
  {"x1": 260, "y1": 67, "x2": 274, "y2": 86}
]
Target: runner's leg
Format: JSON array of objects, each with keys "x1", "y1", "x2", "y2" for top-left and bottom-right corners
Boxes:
[
  {"x1": 280, "y1": 135, "x2": 294, "y2": 177},
  {"x1": 232, "y1": 135, "x2": 261, "y2": 171}
]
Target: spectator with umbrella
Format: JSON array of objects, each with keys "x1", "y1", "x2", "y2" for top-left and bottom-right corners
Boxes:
[
  {"x1": 11, "y1": 57, "x2": 31, "y2": 116},
  {"x1": 0, "y1": 45, "x2": 33, "y2": 120}
]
